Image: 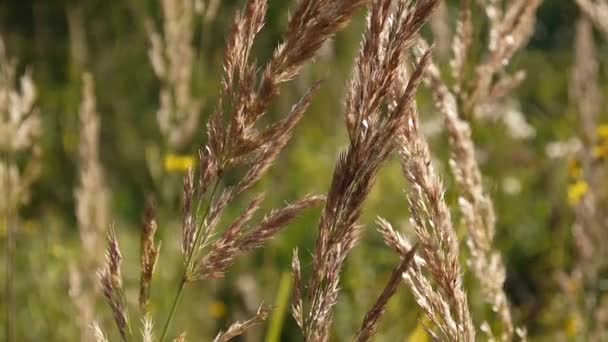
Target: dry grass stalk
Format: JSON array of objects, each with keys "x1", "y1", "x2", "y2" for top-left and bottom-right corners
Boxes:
[
  {"x1": 148, "y1": 0, "x2": 201, "y2": 149},
  {"x1": 291, "y1": 1, "x2": 439, "y2": 340},
  {"x1": 196, "y1": 194, "x2": 325, "y2": 280},
  {"x1": 71, "y1": 72, "x2": 111, "y2": 341},
  {"x1": 0, "y1": 35, "x2": 41, "y2": 342},
  {"x1": 576, "y1": 0, "x2": 608, "y2": 38},
  {"x1": 212, "y1": 305, "x2": 271, "y2": 342},
  {"x1": 0, "y1": 36, "x2": 41, "y2": 211},
  {"x1": 440, "y1": 0, "x2": 542, "y2": 118},
  {"x1": 182, "y1": 0, "x2": 364, "y2": 277},
  {"x1": 429, "y1": 1, "x2": 450, "y2": 58},
  {"x1": 395, "y1": 99, "x2": 476, "y2": 340},
  {"x1": 75, "y1": 73, "x2": 110, "y2": 264},
  {"x1": 354, "y1": 245, "x2": 418, "y2": 342},
  {"x1": 423, "y1": 55, "x2": 513, "y2": 341},
  {"x1": 98, "y1": 226, "x2": 131, "y2": 341},
  {"x1": 140, "y1": 206, "x2": 161, "y2": 315},
  {"x1": 416, "y1": 0, "x2": 543, "y2": 338},
  {"x1": 161, "y1": 0, "x2": 365, "y2": 338}
]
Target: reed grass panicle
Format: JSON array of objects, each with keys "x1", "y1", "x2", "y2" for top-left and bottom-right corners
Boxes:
[
  {"x1": 576, "y1": 0, "x2": 608, "y2": 37},
  {"x1": 415, "y1": 0, "x2": 543, "y2": 338},
  {"x1": 70, "y1": 73, "x2": 111, "y2": 342},
  {"x1": 292, "y1": 1, "x2": 439, "y2": 340},
  {"x1": 0, "y1": 34, "x2": 41, "y2": 342},
  {"x1": 148, "y1": 0, "x2": 201, "y2": 149}
]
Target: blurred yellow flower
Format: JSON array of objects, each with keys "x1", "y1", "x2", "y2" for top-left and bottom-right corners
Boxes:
[
  {"x1": 164, "y1": 154, "x2": 195, "y2": 172},
  {"x1": 568, "y1": 180, "x2": 588, "y2": 206},
  {"x1": 208, "y1": 300, "x2": 227, "y2": 319},
  {"x1": 565, "y1": 313, "x2": 582, "y2": 337},
  {"x1": 597, "y1": 124, "x2": 608, "y2": 139}
]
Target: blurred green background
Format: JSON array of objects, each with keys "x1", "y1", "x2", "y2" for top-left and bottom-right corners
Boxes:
[{"x1": 0, "y1": 0, "x2": 606, "y2": 340}]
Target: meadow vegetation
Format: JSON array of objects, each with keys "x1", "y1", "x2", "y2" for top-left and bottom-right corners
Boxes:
[{"x1": 1, "y1": 0, "x2": 608, "y2": 341}]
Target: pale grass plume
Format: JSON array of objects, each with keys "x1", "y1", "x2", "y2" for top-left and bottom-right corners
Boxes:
[
  {"x1": 75, "y1": 73, "x2": 109, "y2": 264},
  {"x1": 1, "y1": 34, "x2": 41, "y2": 342},
  {"x1": 142, "y1": 315, "x2": 155, "y2": 342},
  {"x1": 71, "y1": 72, "x2": 111, "y2": 342},
  {"x1": 0, "y1": 36, "x2": 40, "y2": 154},
  {"x1": 466, "y1": 0, "x2": 542, "y2": 114},
  {"x1": 91, "y1": 322, "x2": 109, "y2": 342},
  {"x1": 429, "y1": 1, "x2": 450, "y2": 58},
  {"x1": 418, "y1": 0, "x2": 543, "y2": 337},
  {"x1": 576, "y1": 0, "x2": 608, "y2": 37},
  {"x1": 395, "y1": 97, "x2": 475, "y2": 340},
  {"x1": 422, "y1": 52, "x2": 514, "y2": 340},
  {"x1": 294, "y1": 1, "x2": 439, "y2": 340},
  {"x1": 212, "y1": 305, "x2": 271, "y2": 342},
  {"x1": 148, "y1": 0, "x2": 201, "y2": 149},
  {"x1": 0, "y1": 34, "x2": 42, "y2": 210}
]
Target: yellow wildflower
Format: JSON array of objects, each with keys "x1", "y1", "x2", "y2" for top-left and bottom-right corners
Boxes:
[
  {"x1": 164, "y1": 153, "x2": 195, "y2": 172},
  {"x1": 597, "y1": 124, "x2": 608, "y2": 139},
  {"x1": 568, "y1": 180, "x2": 588, "y2": 206},
  {"x1": 565, "y1": 313, "x2": 582, "y2": 337},
  {"x1": 208, "y1": 300, "x2": 227, "y2": 319}
]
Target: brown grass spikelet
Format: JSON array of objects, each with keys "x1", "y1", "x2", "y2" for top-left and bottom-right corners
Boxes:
[
  {"x1": 195, "y1": 195, "x2": 325, "y2": 280},
  {"x1": 294, "y1": 1, "x2": 439, "y2": 340},
  {"x1": 212, "y1": 305, "x2": 271, "y2": 342},
  {"x1": 177, "y1": 0, "x2": 365, "y2": 288},
  {"x1": 419, "y1": 43, "x2": 517, "y2": 340},
  {"x1": 98, "y1": 225, "x2": 131, "y2": 341},
  {"x1": 354, "y1": 245, "x2": 418, "y2": 342},
  {"x1": 291, "y1": 248, "x2": 304, "y2": 330},
  {"x1": 140, "y1": 205, "x2": 161, "y2": 315}
]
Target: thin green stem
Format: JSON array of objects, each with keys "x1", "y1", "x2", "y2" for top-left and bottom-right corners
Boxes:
[
  {"x1": 159, "y1": 278, "x2": 186, "y2": 342},
  {"x1": 158, "y1": 178, "x2": 220, "y2": 341}
]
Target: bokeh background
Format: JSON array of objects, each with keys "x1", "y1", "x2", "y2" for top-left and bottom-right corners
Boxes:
[{"x1": 0, "y1": 0, "x2": 605, "y2": 340}]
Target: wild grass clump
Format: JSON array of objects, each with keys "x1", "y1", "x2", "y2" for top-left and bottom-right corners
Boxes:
[{"x1": 2, "y1": 0, "x2": 608, "y2": 341}]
